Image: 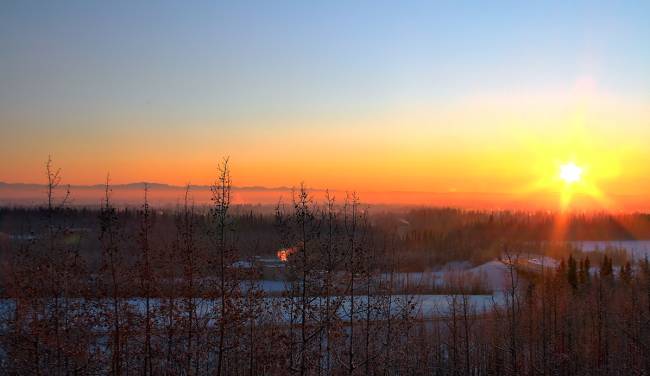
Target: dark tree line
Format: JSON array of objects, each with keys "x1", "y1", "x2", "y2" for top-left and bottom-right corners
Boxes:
[{"x1": 1, "y1": 158, "x2": 650, "y2": 375}]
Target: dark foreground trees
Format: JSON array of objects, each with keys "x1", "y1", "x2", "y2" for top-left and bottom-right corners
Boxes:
[{"x1": 2, "y1": 159, "x2": 650, "y2": 375}]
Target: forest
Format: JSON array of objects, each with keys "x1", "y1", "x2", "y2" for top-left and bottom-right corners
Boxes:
[{"x1": 1, "y1": 159, "x2": 650, "y2": 375}]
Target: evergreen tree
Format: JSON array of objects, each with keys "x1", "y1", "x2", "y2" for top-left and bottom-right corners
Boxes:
[
  {"x1": 583, "y1": 256, "x2": 591, "y2": 284},
  {"x1": 557, "y1": 258, "x2": 566, "y2": 278},
  {"x1": 621, "y1": 261, "x2": 632, "y2": 284},
  {"x1": 642, "y1": 256, "x2": 650, "y2": 277},
  {"x1": 601, "y1": 255, "x2": 613, "y2": 278},
  {"x1": 567, "y1": 255, "x2": 578, "y2": 289}
]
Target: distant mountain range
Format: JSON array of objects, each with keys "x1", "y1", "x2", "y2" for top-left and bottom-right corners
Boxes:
[
  {"x1": 0, "y1": 181, "x2": 294, "y2": 192},
  {"x1": 1, "y1": 181, "x2": 647, "y2": 211}
]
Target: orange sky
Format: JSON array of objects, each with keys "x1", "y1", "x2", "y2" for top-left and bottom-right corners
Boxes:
[
  {"x1": 3, "y1": 85, "x2": 649, "y2": 181},
  {"x1": 2, "y1": 85, "x2": 649, "y2": 211},
  {"x1": 2, "y1": 2, "x2": 649, "y2": 211}
]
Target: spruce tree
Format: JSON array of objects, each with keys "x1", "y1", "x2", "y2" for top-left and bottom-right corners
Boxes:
[
  {"x1": 567, "y1": 255, "x2": 578, "y2": 289},
  {"x1": 621, "y1": 261, "x2": 632, "y2": 284},
  {"x1": 583, "y1": 256, "x2": 591, "y2": 284},
  {"x1": 601, "y1": 255, "x2": 613, "y2": 278}
]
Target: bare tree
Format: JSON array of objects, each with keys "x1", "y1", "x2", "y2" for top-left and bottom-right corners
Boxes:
[
  {"x1": 210, "y1": 157, "x2": 240, "y2": 376},
  {"x1": 343, "y1": 192, "x2": 360, "y2": 375},
  {"x1": 136, "y1": 183, "x2": 155, "y2": 375},
  {"x1": 99, "y1": 174, "x2": 125, "y2": 374},
  {"x1": 177, "y1": 184, "x2": 203, "y2": 375},
  {"x1": 317, "y1": 190, "x2": 344, "y2": 376},
  {"x1": 501, "y1": 245, "x2": 521, "y2": 376}
]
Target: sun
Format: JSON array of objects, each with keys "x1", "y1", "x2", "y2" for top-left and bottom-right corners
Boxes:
[{"x1": 559, "y1": 162, "x2": 583, "y2": 184}]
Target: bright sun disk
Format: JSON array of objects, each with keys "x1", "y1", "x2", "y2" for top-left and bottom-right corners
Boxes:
[{"x1": 559, "y1": 162, "x2": 583, "y2": 184}]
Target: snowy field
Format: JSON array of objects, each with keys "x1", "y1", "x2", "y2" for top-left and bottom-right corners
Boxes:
[
  {"x1": 572, "y1": 240, "x2": 650, "y2": 260},
  {"x1": 0, "y1": 293, "x2": 505, "y2": 326}
]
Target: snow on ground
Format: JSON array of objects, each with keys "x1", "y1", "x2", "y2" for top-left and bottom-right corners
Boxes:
[
  {"x1": 572, "y1": 240, "x2": 650, "y2": 260},
  {"x1": 240, "y1": 279, "x2": 287, "y2": 294},
  {"x1": 526, "y1": 256, "x2": 560, "y2": 268},
  {"x1": 466, "y1": 261, "x2": 509, "y2": 290},
  {"x1": 417, "y1": 293, "x2": 505, "y2": 316},
  {"x1": 374, "y1": 256, "x2": 562, "y2": 293},
  {"x1": 0, "y1": 294, "x2": 505, "y2": 323}
]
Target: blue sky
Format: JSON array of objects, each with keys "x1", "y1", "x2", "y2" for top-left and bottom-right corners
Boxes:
[{"x1": 2, "y1": 1, "x2": 648, "y2": 120}]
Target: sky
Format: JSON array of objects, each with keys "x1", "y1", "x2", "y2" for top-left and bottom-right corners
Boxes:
[{"x1": 1, "y1": 1, "x2": 649, "y2": 209}]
